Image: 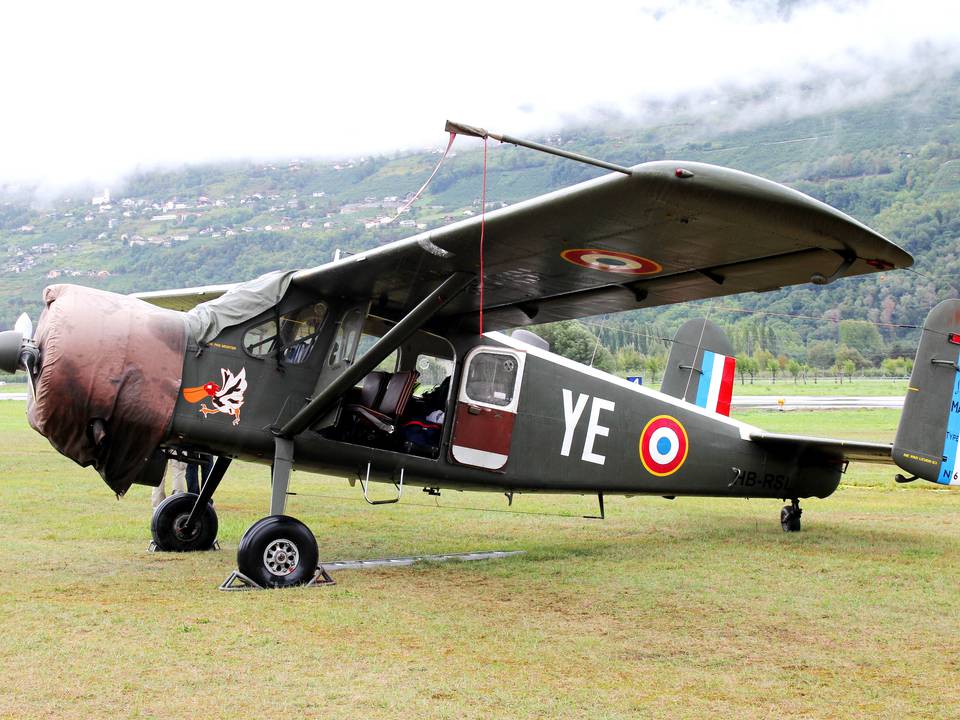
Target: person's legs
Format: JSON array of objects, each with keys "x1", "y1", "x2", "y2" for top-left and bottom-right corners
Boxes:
[
  {"x1": 201, "y1": 455, "x2": 215, "y2": 484},
  {"x1": 150, "y1": 475, "x2": 166, "y2": 509},
  {"x1": 171, "y1": 460, "x2": 188, "y2": 494},
  {"x1": 184, "y1": 463, "x2": 199, "y2": 495}
]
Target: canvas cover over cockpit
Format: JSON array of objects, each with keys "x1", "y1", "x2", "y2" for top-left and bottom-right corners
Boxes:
[{"x1": 182, "y1": 269, "x2": 296, "y2": 344}]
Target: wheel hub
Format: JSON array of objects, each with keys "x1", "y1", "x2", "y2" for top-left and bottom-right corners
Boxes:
[
  {"x1": 173, "y1": 513, "x2": 201, "y2": 542},
  {"x1": 263, "y1": 538, "x2": 299, "y2": 576}
]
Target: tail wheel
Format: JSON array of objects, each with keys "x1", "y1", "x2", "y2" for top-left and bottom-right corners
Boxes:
[
  {"x1": 151, "y1": 493, "x2": 219, "y2": 551},
  {"x1": 780, "y1": 504, "x2": 802, "y2": 532},
  {"x1": 237, "y1": 515, "x2": 319, "y2": 588}
]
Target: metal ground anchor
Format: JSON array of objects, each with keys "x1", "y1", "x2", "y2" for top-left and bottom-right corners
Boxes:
[
  {"x1": 148, "y1": 539, "x2": 221, "y2": 553},
  {"x1": 219, "y1": 565, "x2": 336, "y2": 591}
]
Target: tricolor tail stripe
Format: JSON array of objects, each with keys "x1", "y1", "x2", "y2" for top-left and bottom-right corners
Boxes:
[
  {"x1": 937, "y1": 359, "x2": 960, "y2": 486},
  {"x1": 695, "y1": 350, "x2": 736, "y2": 416}
]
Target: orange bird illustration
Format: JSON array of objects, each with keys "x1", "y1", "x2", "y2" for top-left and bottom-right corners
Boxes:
[{"x1": 182, "y1": 367, "x2": 248, "y2": 426}]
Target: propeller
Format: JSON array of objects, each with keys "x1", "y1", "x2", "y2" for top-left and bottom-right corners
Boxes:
[
  {"x1": 14, "y1": 312, "x2": 32, "y2": 341},
  {"x1": 0, "y1": 313, "x2": 39, "y2": 398}
]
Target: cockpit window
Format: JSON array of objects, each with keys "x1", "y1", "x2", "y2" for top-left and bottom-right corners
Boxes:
[{"x1": 243, "y1": 302, "x2": 328, "y2": 364}]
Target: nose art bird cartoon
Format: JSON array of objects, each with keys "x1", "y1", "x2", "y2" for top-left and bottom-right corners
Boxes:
[{"x1": 182, "y1": 367, "x2": 248, "y2": 426}]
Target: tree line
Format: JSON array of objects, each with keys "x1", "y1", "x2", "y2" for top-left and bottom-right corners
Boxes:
[{"x1": 530, "y1": 318, "x2": 915, "y2": 384}]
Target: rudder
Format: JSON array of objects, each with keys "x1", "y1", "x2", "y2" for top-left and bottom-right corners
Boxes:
[
  {"x1": 661, "y1": 318, "x2": 737, "y2": 416},
  {"x1": 893, "y1": 299, "x2": 960, "y2": 485}
]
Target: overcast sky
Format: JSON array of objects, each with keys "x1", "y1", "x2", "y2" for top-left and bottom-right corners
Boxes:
[{"x1": 2, "y1": 0, "x2": 958, "y2": 190}]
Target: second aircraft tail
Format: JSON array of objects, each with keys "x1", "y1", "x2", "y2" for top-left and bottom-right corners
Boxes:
[{"x1": 893, "y1": 299, "x2": 960, "y2": 485}]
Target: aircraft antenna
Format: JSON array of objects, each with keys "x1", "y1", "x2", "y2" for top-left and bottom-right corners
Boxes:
[
  {"x1": 682, "y1": 303, "x2": 714, "y2": 401},
  {"x1": 445, "y1": 120, "x2": 634, "y2": 176}
]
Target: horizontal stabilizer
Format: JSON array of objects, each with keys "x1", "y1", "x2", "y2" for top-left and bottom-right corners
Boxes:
[{"x1": 749, "y1": 431, "x2": 893, "y2": 464}]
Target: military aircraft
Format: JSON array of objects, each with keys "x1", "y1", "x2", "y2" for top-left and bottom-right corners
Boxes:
[{"x1": 1, "y1": 141, "x2": 957, "y2": 588}]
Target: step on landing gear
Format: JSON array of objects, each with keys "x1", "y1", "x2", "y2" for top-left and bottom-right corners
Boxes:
[{"x1": 780, "y1": 498, "x2": 802, "y2": 532}]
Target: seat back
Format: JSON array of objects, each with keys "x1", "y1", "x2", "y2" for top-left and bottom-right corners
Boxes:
[
  {"x1": 377, "y1": 371, "x2": 418, "y2": 418},
  {"x1": 358, "y1": 371, "x2": 387, "y2": 408}
]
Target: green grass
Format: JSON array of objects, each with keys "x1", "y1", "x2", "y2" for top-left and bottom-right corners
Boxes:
[
  {"x1": 730, "y1": 378, "x2": 908, "y2": 396},
  {"x1": 735, "y1": 407, "x2": 901, "y2": 441},
  {"x1": 0, "y1": 401, "x2": 957, "y2": 719},
  {"x1": 642, "y1": 378, "x2": 909, "y2": 396}
]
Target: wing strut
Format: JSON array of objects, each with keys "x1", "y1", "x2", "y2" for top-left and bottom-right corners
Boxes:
[{"x1": 277, "y1": 271, "x2": 474, "y2": 438}]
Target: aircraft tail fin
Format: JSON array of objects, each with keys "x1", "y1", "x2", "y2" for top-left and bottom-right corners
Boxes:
[
  {"x1": 893, "y1": 299, "x2": 960, "y2": 485},
  {"x1": 661, "y1": 318, "x2": 736, "y2": 416}
]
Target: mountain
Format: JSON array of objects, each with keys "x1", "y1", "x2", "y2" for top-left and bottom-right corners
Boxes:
[{"x1": 2, "y1": 73, "x2": 959, "y2": 370}]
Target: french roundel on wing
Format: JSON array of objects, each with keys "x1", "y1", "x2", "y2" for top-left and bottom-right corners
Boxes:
[
  {"x1": 639, "y1": 415, "x2": 689, "y2": 477},
  {"x1": 560, "y1": 248, "x2": 662, "y2": 275}
]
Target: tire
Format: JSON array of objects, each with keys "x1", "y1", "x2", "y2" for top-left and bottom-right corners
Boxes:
[
  {"x1": 236, "y1": 515, "x2": 319, "y2": 588},
  {"x1": 151, "y1": 493, "x2": 219, "y2": 551},
  {"x1": 780, "y1": 504, "x2": 801, "y2": 533}
]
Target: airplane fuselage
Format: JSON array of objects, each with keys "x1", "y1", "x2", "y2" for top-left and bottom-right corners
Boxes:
[{"x1": 166, "y1": 321, "x2": 841, "y2": 502}]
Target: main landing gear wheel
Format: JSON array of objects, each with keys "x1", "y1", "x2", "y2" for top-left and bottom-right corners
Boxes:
[
  {"x1": 151, "y1": 493, "x2": 219, "y2": 551},
  {"x1": 237, "y1": 515, "x2": 319, "y2": 588},
  {"x1": 780, "y1": 499, "x2": 802, "y2": 533}
]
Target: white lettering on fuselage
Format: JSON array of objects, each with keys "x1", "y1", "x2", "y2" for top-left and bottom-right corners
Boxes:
[
  {"x1": 561, "y1": 389, "x2": 589, "y2": 457},
  {"x1": 561, "y1": 389, "x2": 616, "y2": 465}
]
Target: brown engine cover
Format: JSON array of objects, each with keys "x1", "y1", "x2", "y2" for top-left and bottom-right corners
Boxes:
[{"x1": 27, "y1": 285, "x2": 187, "y2": 495}]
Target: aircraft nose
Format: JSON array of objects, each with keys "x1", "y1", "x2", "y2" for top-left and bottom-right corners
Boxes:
[{"x1": 25, "y1": 284, "x2": 188, "y2": 495}]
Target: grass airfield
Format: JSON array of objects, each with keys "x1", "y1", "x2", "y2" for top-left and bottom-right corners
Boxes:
[{"x1": 0, "y1": 402, "x2": 958, "y2": 719}]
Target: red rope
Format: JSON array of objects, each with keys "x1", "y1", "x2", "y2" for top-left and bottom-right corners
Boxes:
[{"x1": 479, "y1": 136, "x2": 487, "y2": 335}]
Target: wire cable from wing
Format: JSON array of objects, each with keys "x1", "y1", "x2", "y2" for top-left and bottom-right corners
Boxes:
[
  {"x1": 698, "y1": 305, "x2": 922, "y2": 330},
  {"x1": 681, "y1": 302, "x2": 713, "y2": 399},
  {"x1": 578, "y1": 306, "x2": 932, "y2": 362},
  {"x1": 905, "y1": 265, "x2": 960, "y2": 298},
  {"x1": 580, "y1": 301, "x2": 926, "y2": 352},
  {"x1": 479, "y1": 135, "x2": 488, "y2": 335},
  {"x1": 383, "y1": 132, "x2": 457, "y2": 223}
]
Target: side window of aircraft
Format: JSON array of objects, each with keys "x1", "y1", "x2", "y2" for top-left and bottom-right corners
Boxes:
[
  {"x1": 243, "y1": 302, "x2": 328, "y2": 363},
  {"x1": 464, "y1": 352, "x2": 518, "y2": 407},
  {"x1": 413, "y1": 354, "x2": 454, "y2": 397},
  {"x1": 279, "y1": 303, "x2": 328, "y2": 364},
  {"x1": 328, "y1": 308, "x2": 364, "y2": 368},
  {"x1": 243, "y1": 319, "x2": 278, "y2": 358},
  {"x1": 355, "y1": 333, "x2": 399, "y2": 373}
]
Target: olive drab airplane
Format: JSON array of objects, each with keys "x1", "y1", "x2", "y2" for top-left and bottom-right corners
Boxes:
[{"x1": 2, "y1": 139, "x2": 957, "y2": 588}]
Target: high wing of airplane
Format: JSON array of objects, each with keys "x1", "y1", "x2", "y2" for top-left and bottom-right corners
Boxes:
[
  {"x1": 134, "y1": 160, "x2": 909, "y2": 330},
  {"x1": 3, "y1": 152, "x2": 953, "y2": 590}
]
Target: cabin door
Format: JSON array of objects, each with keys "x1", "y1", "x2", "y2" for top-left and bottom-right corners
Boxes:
[{"x1": 450, "y1": 347, "x2": 526, "y2": 471}]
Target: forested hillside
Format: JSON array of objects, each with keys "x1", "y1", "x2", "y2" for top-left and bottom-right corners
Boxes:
[{"x1": 2, "y1": 73, "x2": 959, "y2": 379}]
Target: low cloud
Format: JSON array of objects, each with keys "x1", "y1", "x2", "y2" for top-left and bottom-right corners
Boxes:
[{"x1": 1, "y1": 0, "x2": 958, "y2": 193}]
